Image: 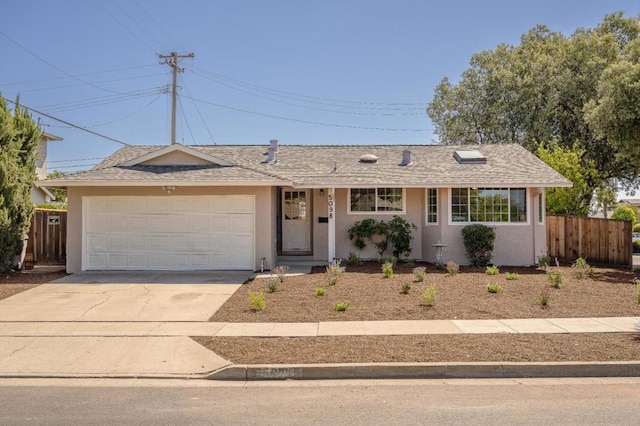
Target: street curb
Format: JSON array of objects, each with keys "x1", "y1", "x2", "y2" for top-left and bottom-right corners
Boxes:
[{"x1": 206, "y1": 361, "x2": 640, "y2": 381}]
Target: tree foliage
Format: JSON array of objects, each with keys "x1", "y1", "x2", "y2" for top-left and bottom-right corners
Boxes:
[
  {"x1": 611, "y1": 204, "x2": 638, "y2": 227},
  {"x1": 46, "y1": 171, "x2": 67, "y2": 202},
  {"x1": 0, "y1": 95, "x2": 42, "y2": 271},
  {"x1": 347, "y1": 216, "x2": 417, "y2": 259},
  {"x1": 427, "y1": 12, "x2": 640, "y2": 206}
]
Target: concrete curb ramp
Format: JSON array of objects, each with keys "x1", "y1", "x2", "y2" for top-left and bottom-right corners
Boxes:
[{"x1": 208, "y1": 362, "x2": 640, "y2": 381}]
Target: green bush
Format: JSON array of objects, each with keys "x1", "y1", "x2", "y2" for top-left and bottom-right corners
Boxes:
[
  {"x1": 538, "y1": 287, "x2": 550, "y2": 307},
  {"x1": 412, "y1": 266, "x2": 426, "y2": 282},
  {"x1": 267, "y1": 280, "x2": 279, "y2": 293},
  {"x1": 633, "y1": 241, "x2": 640, "y2": 254},
  {"x1": 249, "y1": 291, "x2": 266, "y2": 311},
  {"x1": 419, "y1": 285, "x2": 437, "y2": 306},
  {"x1": 487, "y1": 283, "x2": 502, "y2": 293},
  {"x1": 315, "y1": 287, "x2": 326, "y2": 296},
  {"x1": 547, "y1": 269, "x2": 563, "y2": 288},
  {"x1": 571, "y1": 257, "x2": 591, "y2": 279},
  {"x1": 461, "y1": 224, "x2": 495, "y2": 266},
  {"x1": 382, "y1": 261, "x2": 394, "y2": 278},
  {"x1": 485, "y1": 265, "x2": 499, "y2": 276},
  {"x1": 347, "y1": 216, "x2": 417, "y2": 259},
  {"x1": 611, "y1": 204, "x2": 638, "y2": 228},
  {"x1": 445, "y1": 261, "x2": 459, "y2": 276},
  {"x1": 634, "y1": 224, "x2": 640, "y2": 233},
  {"x1": 400, "y1": 282, "x2": 412, "y2": 294},
  {"x1": 333, "y1": 301, "x2": 350, "y2": 311},
  {"x1": 345, "y1": 252, "x2": 363, "y2": 266},
  {"x1": 505, "y1": 272, "x2": 519, "y2": 280},
  {"x1": 272, "y1": 265, "x2": 289, "y2": 283}
]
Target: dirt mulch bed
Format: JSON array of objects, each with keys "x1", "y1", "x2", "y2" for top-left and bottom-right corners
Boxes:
[
  {"x1": 0, "y1": 270, "x2": 68, "y2": 301},
  {"x1": 210, "y1": 262, "x2": 640, "y2": 322},
  {"x1": 201, "y1": 262, "x2": 640, "y2": 364},
  {"x1": 193, "y1": 333, "x2": 640, "y2": 364}
]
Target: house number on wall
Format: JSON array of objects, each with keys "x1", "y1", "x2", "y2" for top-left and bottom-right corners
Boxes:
[{"x1": 328, "y1": 193, "x2": 334, "y2": 219}]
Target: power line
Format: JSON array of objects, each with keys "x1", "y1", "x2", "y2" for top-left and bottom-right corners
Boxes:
[
  {"x1": 193, "y1": 66, "x2": 425, "y2": 108},
  {"x1": 1, "y1": 64, "x2": 157, "y2": 87},
  {"x1": 180, "y1": 75, "x2": 216, "y2": 144},
  {"x1": 134, "y1": 1, "x2": 186, "y2": 51},
  {"x1": 49, "y1": 157, "x2": 105, "y2": 164},
  {"x1": 6, "y1": 99, "x2": 131, "y2": 146},
  {"x1": 93, "y1": 2, "x2": 158, "y2": 54},
  {"x1": 0, "y1": 31, "x2": 124, "y2": 95},
  {"x1": 47, "y1": 95, "x2": 161, "y2": 128},
  {"x1": 185, "y1": 95, "x2": 427, "y2": 132},
  {"x1": 17, "y1": 72, "x2": 166, "y2": 94},
  {"x1": 111, "y1": 2, "x2": 169, "y2": 52}
]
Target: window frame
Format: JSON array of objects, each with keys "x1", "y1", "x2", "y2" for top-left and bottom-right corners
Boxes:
[
  {"x1": 426, "y1": 188, "x2": 438, "y2": 225},
  {"x1": 448, "y1": 187, "x2": 529, "y2": 225},
  {"x1": 348, "y1": 188, "x2": 406, "y2": 215}
]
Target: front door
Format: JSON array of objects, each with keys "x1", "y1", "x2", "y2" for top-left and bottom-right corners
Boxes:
[{"x1": 281, "y1": 189, "x2": 312, "y2": 254}]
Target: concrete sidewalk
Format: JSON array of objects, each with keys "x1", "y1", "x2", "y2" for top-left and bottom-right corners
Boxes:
[{"x1": 0, "y1": 317, "x2": 638, "y2": 337}]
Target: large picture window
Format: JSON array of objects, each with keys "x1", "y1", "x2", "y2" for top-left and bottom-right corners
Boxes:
[
  {"x1": 349, "y1": 188, "x2": 404, "y2": 213},
  {"x1": 451, "y1": 188, "x2": 527, "y2": 223}
]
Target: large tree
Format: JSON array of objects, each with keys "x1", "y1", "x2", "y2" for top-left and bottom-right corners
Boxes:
[
  {"x1": 427, "y1": 12, "x2": 640, "y2": 208},
  {"x1": 0, "y1": 95, "x2": 42, "y2": 271}
]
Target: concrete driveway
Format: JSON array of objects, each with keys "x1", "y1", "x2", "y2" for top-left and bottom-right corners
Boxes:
[{"x1": 0, "y1": 271, "x2": 250, "y2": 322}]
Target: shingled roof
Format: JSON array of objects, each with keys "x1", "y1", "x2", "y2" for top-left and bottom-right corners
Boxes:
[{"x1": 40, "y1": 143, "x2": 572, "y2": 188}]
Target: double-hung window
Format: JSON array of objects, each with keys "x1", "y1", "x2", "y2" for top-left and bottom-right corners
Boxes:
[
  {"x1": 349, "y1": 188, "x2": 405, "y2": 213},
  {"x1": 451, "y1": 188, "x2": 527, "y2": 223}
]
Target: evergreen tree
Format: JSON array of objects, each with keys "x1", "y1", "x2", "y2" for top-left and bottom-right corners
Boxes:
[{"x1": 0, "y1": 95, "x2": 42, "y2": 271}]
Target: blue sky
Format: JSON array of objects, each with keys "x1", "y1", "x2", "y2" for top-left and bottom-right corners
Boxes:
[{"x1": 1, "y1": 1, "x2": 639, "y2": 173}]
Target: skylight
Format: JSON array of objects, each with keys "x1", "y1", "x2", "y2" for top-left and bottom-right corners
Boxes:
[{"x1": 454, "y1": 150, "x2": 486, "y2": 164}]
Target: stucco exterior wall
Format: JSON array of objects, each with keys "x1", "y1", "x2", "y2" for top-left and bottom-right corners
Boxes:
[
  {"x1": 65, "y1": 186, "x2": 275, "y2": 273},
  {"x1": 333, "y1": 188, "x2": 423, "y2": 261},
  {"x1": 312, "y1": 189, "x2": 329, "y2": 261}
]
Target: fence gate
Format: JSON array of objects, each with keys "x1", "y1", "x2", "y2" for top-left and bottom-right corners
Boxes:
[
  {"x1": 546, "y1": 215, "x2": 632, "y2": 267},
  {"x1": 26, "y1": 209, "x2": 67, "y2": 264}
]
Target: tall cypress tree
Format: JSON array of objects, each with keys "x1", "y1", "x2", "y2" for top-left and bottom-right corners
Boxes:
[{"x1": 0, "y1": 95, "x2": 42, "y2": 271}]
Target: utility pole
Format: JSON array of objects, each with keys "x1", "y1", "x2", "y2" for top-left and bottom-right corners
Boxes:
[{"x1": 158, "y1": 52, "x2": 194, "y2": 145}]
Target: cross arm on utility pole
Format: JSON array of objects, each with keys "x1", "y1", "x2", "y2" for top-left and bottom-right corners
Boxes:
[{"x1": 158, "y1": 52, "x2": 195, "y2": 145}]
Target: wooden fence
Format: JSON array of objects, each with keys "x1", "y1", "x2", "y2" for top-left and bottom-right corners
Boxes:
[
  {"x1": 546, "y1": 215, "x2": 632, "y2": 267},
  {"x1": 26, "y1": 209, "x2": 67, "y2": 265}
]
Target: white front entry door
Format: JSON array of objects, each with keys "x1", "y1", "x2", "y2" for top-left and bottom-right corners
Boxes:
[
  {"x1": 281, "y1": 189, "x2": 311, "y2": 253},
  {"x1": 83, "y1": 195, "x2": 255, "y2": 270}
]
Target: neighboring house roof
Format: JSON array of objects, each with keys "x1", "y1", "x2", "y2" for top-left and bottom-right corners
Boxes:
[
  {"x1": 42, "y1": 132, "x2": 63, "y2": 142},
  {"x1": 39, "y1": 143, "x2": 572, "y2": 188}
]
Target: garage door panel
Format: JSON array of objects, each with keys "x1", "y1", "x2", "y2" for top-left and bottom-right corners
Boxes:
[{"x1": 84, "y1": 195, "x2": 255, "y2": 270}]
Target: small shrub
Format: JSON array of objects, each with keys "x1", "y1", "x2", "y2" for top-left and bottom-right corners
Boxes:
[
  {"x1": 333, "y1": 301, "x2": 350, "y2": 311},
  {"x1": 505, "y1": 272, "x2": 519, "y2": 280},
  {"x1": 486, "y1": 283, "x2": 502, "y2": 294},
  {"x1": 400, "y1": 282, "x2": 412, "y2": 294},
  {"x1": 485, "y1": 265, "x2": 499, "y2": 276},
  {"x1": 571, "y1": 257, "x2": 591, "y2": 279},
  {"x1": 326, "y1": 259, "x2": 345, "y2": 276},
  {"x1": 445, "y1": 261, "x2": 459, "y2": 276},
  {"x1": 412, "y1": 266, "x2": 426, "y2": 282},
  {"x1": 273, "y1": 265, "x2": 289, "y2": 283},
  {"x1": 327, "y1": 276, "x2": 338, "y2": 286},
  {"x1": 461, "y1": 224, "x2": 495, "y2": 266},
  {"x1": 434, "y1": 262, "x2": 445, "y2": 270},
  {"x1": 383, "y1": 255, "x2": 398, "y2": 267},
  {"x1": 538, "y1": 287, "x2": 550, "y2": 307},
  {"x1": 345, "y1": 252, "x2": 363, "y2": 266},
  {"x1": 382, "y1": 261, "x2": 394, "y2": 278},
  {"x1": 635, "y1": 279, "x2": 640, "y2": 304},
  {"x1": 249, "y1": 291, "x2": 266, "y2": 311},
  {"x1": 315, "y1": 287, "x2": 326, "y2": 296},
  {"x1": 420, "y1": 285, "x2": 437, "y2": 306},
  {"x1": 538, "y1": 255, "x2": 551, "y2": 269},
  {"x1": 547, "y1": 269, "x2": 563, "y2": 288},
  {"x1": 633, "y1": 241, "x2": 640, "y2": 254},
  {"x1": 267, "y1": 280, "x2": 279, "y2": 293}
]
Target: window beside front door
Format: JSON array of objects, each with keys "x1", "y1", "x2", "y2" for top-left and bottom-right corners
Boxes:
[{"x1": 349, "y1": 188, "x2": 405, "y2": 214}]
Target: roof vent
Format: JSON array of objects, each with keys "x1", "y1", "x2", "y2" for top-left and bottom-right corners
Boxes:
[
  {"x1": 454, "y1": 150, "x2": 486, "y2": 165},
  {"x1": 400, "y1": 149, "x2": 413, "y2": 166},
  {"x1": 270, "y1": 139, "x2": 279, "y2": 152},
  {"x1": 359, "y1": 154, "x2": 378, "y2": 164}
]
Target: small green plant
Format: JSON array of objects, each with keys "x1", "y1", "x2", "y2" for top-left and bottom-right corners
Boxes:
[
  {"x1": 485, "y1": 265, "x2": 499, "y2": 276},
  {"x1": 571, "y1": 257, "x2": 591, "y2": 279},
  {"x1": 249, "y1": 291, "x2": 266, "y2": 311},
  {"x1": 326, "y1": 259, "x2": 345, "y2": 276},
  {"x1": 272, "y1": 265, "x2": 289, "y2": 283},
  {"x1": 345, "y1": 252, "x2": 363, "y2": 266},
  {"x1": 383, "y1": 255, "x2": 398, "y2": 267},
  {"x1": 486, "y1": 283, "x2": 502, "y2": 293},
  {"x1": 327, "y1": 276, "x2": 338, "y2": 286},
  {"x1": 333, "y1": 301, "x2": 350, "y2": 311},
  {"x1": 400, "y1": 281, "x2": 412, "y2": 294},
  {"x1": 538, "y1": 255, "x2": 551, "y2": 269},
  {"x1": 267, "y1": 280, "x2": 279, "y2": 293},
  {"x1": 445, "y1": 261, "x2": 459, "y2": 276},
  {"x1": 635, "y1": 278, "x2": 640, "y2": 304},
  {"x1": 538, "y1": 287, "x2": 550, "y2": 307},
  {"x1": 505, "y1": 272, "x2": 519, "y2": 280},
  {"x1": 412, "y1": 266, "x2": 426, "y2": 282},
  {"x1": 315, "y1": 287, "x2": 326, "y2": 296},
  {"x1": 434, "y1": 262, "x2": 445, "y2": 270},
  {"x1": 547, "y1": 269, "x2": 563, "y2": 288},
  {"x1": 419, "y1": 285, "x2": 437, "y2": 306},
  {"x1": 382, "y1": 261, "x2": 394, "y2": 278}
]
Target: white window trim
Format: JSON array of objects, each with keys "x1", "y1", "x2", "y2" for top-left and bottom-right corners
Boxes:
[
  {"x1": 347, "y1": 188, "x2": 406, "y2": 215},
  {"x1": 538, "y1": 191, "x2": 545, "y2": 225},
  {"x1": 448, "y1": 187, "x2": 531, "y2": 226},
  {"x1": 425, "y1": 188, "x2": 438, "y2": 225}
]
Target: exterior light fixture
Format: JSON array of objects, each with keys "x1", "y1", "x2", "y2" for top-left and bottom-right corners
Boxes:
[
  {"x1": 162, "y1": 186, "x2": 176, "y2": 194},
  {"x1": 319, "y1": 188, "x2": 325, "y2": 196}
]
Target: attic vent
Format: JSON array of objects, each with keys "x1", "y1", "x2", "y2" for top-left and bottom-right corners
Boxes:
[
  {"x1": 359, "y1": 154, "x2": 378, "y2": 164},
  {"x1": 454, "y1": 150, "x2": 486, "y2": 165}
]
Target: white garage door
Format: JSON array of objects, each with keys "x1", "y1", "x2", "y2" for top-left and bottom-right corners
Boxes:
[{"x1": 83, "y1": 195, "x2": 255, "y2": 270}]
